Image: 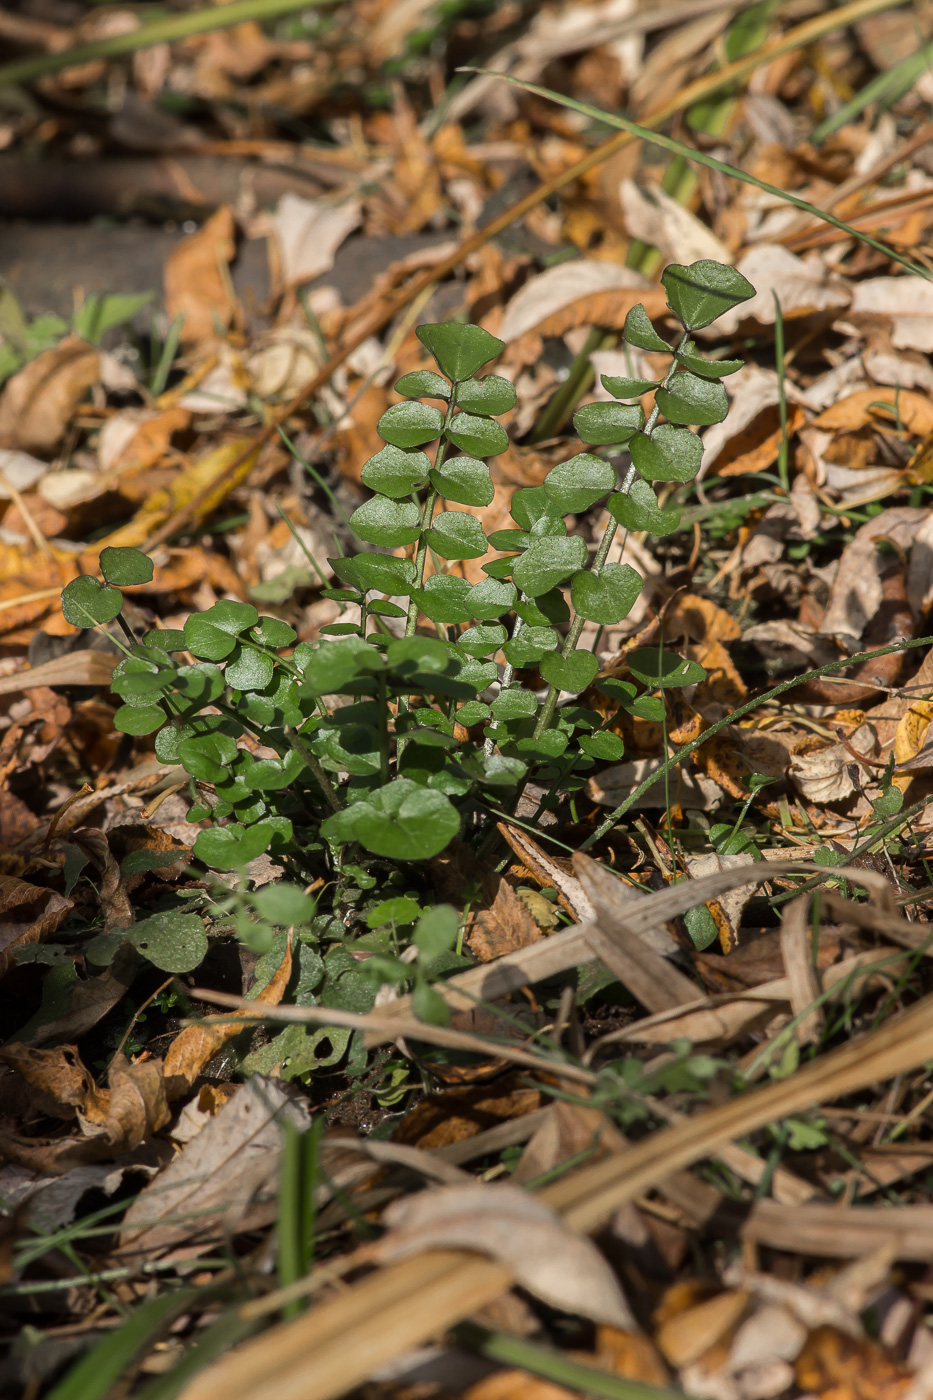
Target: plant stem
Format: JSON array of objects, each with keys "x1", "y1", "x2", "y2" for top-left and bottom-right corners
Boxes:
[
  {"x1": 581, "y1": 633, "x2": 933, "y2": 849},
  {"x1": 483, "y1": 617, "x2": 525, "y2": 756},
  {"x1": 532, "y1": 333, "x2": 689, "y2": 741},
  {"x1": 286, "y1": 730, "x2": 343, "y2": 813},
  {"x1": 530, "y1": 328, "x2": 612, "y2": 443}
]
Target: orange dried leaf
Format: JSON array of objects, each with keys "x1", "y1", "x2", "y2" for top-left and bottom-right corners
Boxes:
[{"x1": 164, "y1": 206, "x2": 236, "y2": 344}]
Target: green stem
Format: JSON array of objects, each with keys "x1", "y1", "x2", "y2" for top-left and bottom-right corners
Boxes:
[
  {"x1": 533, "y1": 332, "x2": 690, "y2": 742},
  {"x1": 286, "y1": 730, "x2": 343, "y2": 813},
  {"x1": 0, "y1": 0, "x2": 331, "y2": 90},
  {"x1": 581, "y1": 633, "x2": 933, "y2": 850},
  {"x1": 377, "y1": 675, "x2": 390, "y2": 785}
]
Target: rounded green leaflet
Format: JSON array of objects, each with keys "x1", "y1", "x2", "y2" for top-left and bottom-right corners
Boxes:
[
  {"x1": 394, "y1": 369, "x2": 450, "y2": 399},
  {"x1": 252, "y1": 616, "x2": 297, "y2": 648},
  {"x1": 334, "y1": 778, "x2": 460, "y2": 860},
  {"x1": 539, "y1": 648, "x2": 599, "y2": 693},
  {"x1": 184, "y1": 600, "x2": 258, "y2": 661},
  {"x1": 445, "y1": 412, "x2": 509, "y2": 457},
  {"x1": 114, "y1": 702, "x2": 165, "y2": 735},
  {"x1": 661, "y1": 260, "x2": 756, "y2": 331},
  {"x1": 252, "y1": 882, "x2": 317, "y2": 926},
  {"x1": 490, "y1": 687, "x2": 537, "y2": 720},
  {"x1": 111, "y1": 656, "x2": 171, "y2": 705},
  {"x1": 482, "y1": 556, "x2": 518, "y2": 580},
  {"x1": 511, "y1": 534, "x2": 587, "y2": 596},
  {"x1": 368, "y1": 895, "x2": 423, "y2": 927},
  {"x1": 502, "y1": 625, "x2": 558, "y2": 666},
  {"x1": 99, "y1": 545, "x2": 154, "y2": 587},
  {"x1": 430, "y1": 455, "x2": 494, "y2": 507},
  {"x1": 487, "y1": 528, "x2": 530, "y2": 550},
  {"x1": 386, "y1": 635, "x2": 453, "y2": 675},
  {"x1": 425, "y1": 510, "x2": 488, "y2": 561},
  {"x1": 579, "y1": 730, "x2": 625, "y2": 760},
  {"x1": 193, "y1": 820, "x2": 279, "y2": 870},
  {"x1": 622, "y1": 303, "x2": 670, "y2": 352},
  {"x1": 608, "y1": 479, "x2": 681, "y2": 536},
  {"x1": 675, "y1": 344, "x2": 743, "y2": 379},
  {"x1": 457, "y1": 623, "x2": 506, "y2": 657},
  {"x1": 627, "y1": 647, "x2": 707, "y2": 688},
  {"x1": 377, "y1": 400, "x2": 444, "y2": 449},
  {"x1": 655, "y1": 371, "x2": 728, "y2": 427},
  {"x1": 511, "y1": 485, "x2": 564, "y2": 529},
  {"x1": 296, "y1": 636, "x2": 384, "y2": 694},
  {"x1": 573, "y1": 401, "x2": 644, "y2": 446},
  {"x1": 412, "y1": 574, "x2": 473, "y2": 624},
  {"x1": 630, "y1": 424, "x2": 703, "y2": 482},
  {"x1": 516, "y1": 729, "x2": 568, "y2": 760},
  {"x1": 62, "y1": 575, "x2": 124, "y2": 628},
  {"x1": 173, "y1": 663, "x2": 225, "y2": 711},
  {"x1": 225, "y1": 644, "x2": 275, "y2": 692},
  {"x1": 570, "y1": 562, "x2": 642, "y2": 624},
  {"x1": 128, "y1": 911, "x2": 207, "y2": 974},
  {"x1": 543, "y1": 453, "x2": 616, "y2": 513},
  {"x1": 453, "y1": 374, "x2": 517, "y2": 415},
  {"x1": 467, "y1": 577, "x2": 517, "y2": 620},
  {"x1": 416, "y1": 323, "x2": 505, "y2": 382},
  {"x1": 599, "y1": 373, "x2": 659, "y2": 398},
  {"x1": 330, "y1": 553, "x2": 416, "y2": 595},
  {"x1": 179, "y1": 730, "x2": 238, "y2": 782},
  {"x1": 349, "y1": 495, "x2": 421, "y2": 548},
  {"x1": 360, "y1": 444, "x2": 430, "y2": 498}
]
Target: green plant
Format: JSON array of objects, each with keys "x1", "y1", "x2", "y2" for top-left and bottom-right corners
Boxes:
[
  {"x1": 0, "y1": 284, "x2": 154, "y2": 385},
  {"x1": 60, "y1": 266, "x2": 754, "y2": 894}
]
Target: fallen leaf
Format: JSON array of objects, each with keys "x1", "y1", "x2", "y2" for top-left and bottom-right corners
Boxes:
[
  {"x1": 468, "y1": 876, "x2": 544, "y2": 962},
  {"x1": 655, "y1": 1286, "x2": 750, "y2": 1369},
  {"x1": 818, "y1": 507, "x2": 924, "y2": 645},
  {"x1": 789, "y1": 724, "x2": 878, "y2": 804},
  {"x1": 812, "y1": 386, "x2": 933, "y2": 437},
  {"x1": 0, "y1": 1043, "x2": 109, "y2": 1123},
  {"x1": 710, "y1": 245, "x2": 850, "y2": 337},
  {"x1": 378, "y1": 1182, "x2": 635, "y2": 1329},
  {"x1": 795, "y1": 1325, "x2": 913, "y2": 1399},
  {"x1": 498, "y1": 260, "x2": 664, "y2": 342},
  {"x1": 848, "y1": 274, "x2": 933, "y2": 352},
  {"x1": 119, "y1": 1075, "x2": 310, "y2": 1257},
  {"x1": 391, "y1": 1076, "x2": 542, "y2": 1153},
  {"x1": 618, "y1": 177, "x2": 732, "y2": 265},
  {"x1": 0, "y1": 875, "x2": 72, "y2": 979},
  {"x1": 0, "y1": 338, "x2": 100, "y2": 454},
  {"x1": 271, "y1": 193, "x2": 362, "y2": 288},
  {"x1": 164, "y1": 206, "x2": 236, "y2": 344}
]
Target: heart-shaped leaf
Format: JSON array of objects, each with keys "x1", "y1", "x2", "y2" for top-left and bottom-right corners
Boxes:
[
  {"x1": 579, "y1": 731, "x2": 625, "y2": 760},
  {"x1": 445, "y1": 412, "x2": 509, "y2": 457},
  {"x1": 424, "y1": 510, "x2": 488, "y2": 561},
  {"x1": 194, "y1": 819, "x2": 282, "y2": 871},
  {"x1": 430, "y1": 455, "x2": 494, "y2": 507},
  {"x1": 454, "y1": 374, "x2": 517, "y2": 415},
  {"x1": 225, "y1": 645, "x2": 275, "y2": 692},
  {"x1": 490, "y1": 687, "x2": 537, "y2": 720},
  {"x1": 394, "y1": 369, "x2": 450, "y2": 399},
  {"x1": 412, "y1": 575, "x2": 474, "y2": 624},
  {"x1": 128, "y1": 910, "x2": 207, "y2": 973},
  {"x1": 184, "y1": 600, "x2": 258, "y2": 660},
  {"x1": 330, "y1": 554, "x2": 416, "y2": 595},
  {"x1": 323, "y1": 778, "x2": 460, "y2": 860},
  {"x1": 570, "y1": 563, "x2": 642, "y2": 624},
  {"x1": 361, "y1": 444, "x2": 430, "y2": 498},
  {"x1": 608, "y1": 479, "x2": 681, "y2": 536},
  {"x1": 540, "y1": 648, "x2": 599, "y2": 693},
  {"x1": 655, "y1": 372, "x2": 728, "y2": 426},
  {"x1": 573, "y1": 401, "x2": 645, "y2": 446},
  {"x1": 627, "y1": 647, "x2": 707, "y2": 688},
  {"x1": 661, "y1": 260, "x2": 756, "y2": 331},
  {"x1": 457, "y1": 624, "x2": 507, "y2": 657},
  {"x1": 467, "y1": 577, "x2": 517, "y2": 620},
  {"x1": 502, "y1": 625, "x2": 559, "y2": 667},
  {"x1": 349, "y1": 496, "x2": 421, "y2": 548},
  {"x1": 630, "y1": 424, "x2": 703, "y2": 482},
  {"x1": 114, "y1": 703, "x2": 165, "y2": 735},
  {"x1": 99, "y1": 546, "x2": 154, "y2": 587},
  {"x1": 377, "y1": 400, "x2": 444, "y2": 449},
  {"x1": 623, "y1": 303, "x2": 670, "y2": 352},
  {"x1": 62, "y1": 575, "x2": 124, "y2": 628},
  {"x1": 416, "y1": 323, "x2": 504, "y2": 382},
  {"x1": 511, "y1": 535, "x2": 587, "y2": 596},
  {"x1": 543, "y1": 453, "x2": 617, "y2": 513}
]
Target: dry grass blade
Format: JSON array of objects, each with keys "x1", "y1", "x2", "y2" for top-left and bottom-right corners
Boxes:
[
  {"x1": 745, "y1": 1200, "x2": 933, "y2": 1260},
  {"x1": 178, "y1": 987, "x2": 933, "y2": 1400},
  {"x1": 0, "y1": 649, "x2": 118, "y2": 695}
]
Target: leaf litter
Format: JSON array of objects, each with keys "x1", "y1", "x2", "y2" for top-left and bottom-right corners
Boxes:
[{"x1": 4, "y1": 2, "x2": 933, "y2": 1398}]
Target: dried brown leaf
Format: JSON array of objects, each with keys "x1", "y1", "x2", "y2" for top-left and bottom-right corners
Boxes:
[
  {"x1": 0, "y1": 337, "x2": 100, "y2": 454},
  {"x1": 0, "y1": 874, "x2": 72, "y2": 980},
  {"x1": 164, "y1": 206, "x2": 236, "y2": 344}
]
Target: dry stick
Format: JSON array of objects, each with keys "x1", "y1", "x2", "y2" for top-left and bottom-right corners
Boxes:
[
  {"x1": 142, "y1": 0, "x2": 902, "y2": 555},
  {"x1": 178, "y1": 986, "x2": 933, "y2": 1400}
]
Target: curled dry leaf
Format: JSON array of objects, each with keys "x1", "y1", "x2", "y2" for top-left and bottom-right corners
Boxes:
[
  {"x1": 710, "y1": 245, "x2": 849, "y2": 337},
  {"x1": 818, "y1": 506, "x2": 924, "y2": 645},
  {"x1": 848, "y1": 274, "x2": 933, "y2": 352},
  {"x1": 0, "y1": 874, "x2": 72, "y2": 980},
  {"x1": 468, "y1": 876, "x2": 545, "y2": 962},
  {"x1": 378, "y1": 1182, "x2": 635, "y2": 1330},
  {"x1": 164, "y1": 205, "x2": 236, "y2": 344},
  {"x1": 789, "y1": 722, "x2": 879, "y2": 805},
  {"x1": 0, "y1": 337, "x2": 100, "y2": 454},
  {"x1": 119, "y1": 1074, "x2": 309, "y2": 1258},
  {"x1": 618, "y1": 178, "x2": 732, "y2": 265},
  {"x1": 498, "y1": 261, "x2": 662, "y2": 342}
]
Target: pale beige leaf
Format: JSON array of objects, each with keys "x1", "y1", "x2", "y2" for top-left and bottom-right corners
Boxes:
[
  {"x1": 619, "y1": 178, "x2": 732, "y2": 264},
  {"x1": 710, "y1": 245, "x2": 849, "y2": 337},
  {"x1": 378, "y1": 1183, "x2": 635, "y2": 1329},
  {"x1": 498, "y1": 261, "x2": 652, "y2": 343},
  {"x1": 849, "y1": 274, "x2": 933, "y2": 351},
  {"x1": 271, "y1": 194, "x2": 362, "y2": 288}
]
